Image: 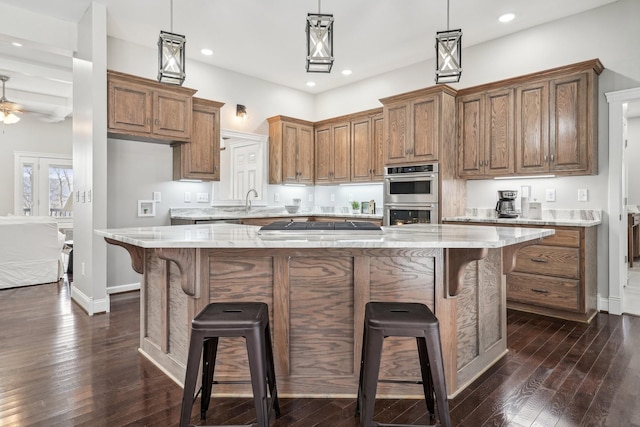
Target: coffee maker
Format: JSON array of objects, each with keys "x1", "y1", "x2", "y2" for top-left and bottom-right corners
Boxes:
[{"x1": 495, "y1": 190, "x2": 518, "y2": 218}]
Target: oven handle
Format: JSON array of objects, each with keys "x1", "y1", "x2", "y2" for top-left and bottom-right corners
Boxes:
[{"x1": 385, "y1": 175, "x2": 437, "y2": 181}]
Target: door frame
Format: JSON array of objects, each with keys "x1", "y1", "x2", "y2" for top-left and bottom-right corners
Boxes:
[{"x1": 606, "y1": 87, "x2": 640, "y2": 315}]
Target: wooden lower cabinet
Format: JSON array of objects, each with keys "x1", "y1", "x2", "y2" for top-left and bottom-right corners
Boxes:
[{"x1": 506, "y1": 224, "x2": 596, "y2": 322}]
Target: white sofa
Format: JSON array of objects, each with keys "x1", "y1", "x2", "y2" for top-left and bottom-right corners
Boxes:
[{"x1": 0, "y1": 216, "x2": 65, "y2": 289}]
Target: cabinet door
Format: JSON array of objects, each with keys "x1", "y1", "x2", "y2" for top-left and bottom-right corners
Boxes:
[
  {"x1": 550, "y1": 73, "x2": 588, "y2": 173},
  {"x1": 385, "y1": 102, "x2": 409, "y2": 165},
  {"x1": 153, "y1": 89, "x2": 192, "y2": 139},
  {"x1": 282, "y1": 123, "x2": 300, "y2": 183},
  {"x1": 484, "y1": 88, "x2": 514, "y2": 176},
  {"x1": 351, "y1": 117, "x2": 373, "y2": 182},
  {"x1": 108, "y1": 78, "x2": 152, "y2": 134},
  {"x1": 173, "y1": 99, "x2": 221, "y2": 181},
  {"x1": 411, "y1": 96, "x2": 439, "y2": 162},
  {"x1": 297, "y1": 124, "x2": 315, "y2": 184},
  {"x1": 516, "y1": 81, "x2": 549, "y2": 174},
  {"x1": 331, "y1": 122, "x2": 351, "y2": 183},
  {"x1": 315, "y1": 125, "x2": 332, "y2": 183},
  {"x1": 457, "y1": 94, "x2": 484, "y2": 178},
  {"x1": 371, "y1": 113, "x2": 385, "y2": 181}
]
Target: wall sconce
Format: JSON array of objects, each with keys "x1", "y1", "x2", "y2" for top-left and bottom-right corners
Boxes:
[
  {"x1": 157, "y1": 0, "x2": 186, "y2": 85},
  {"x1": 236, "y1": 104, "x2": 247, "y2": 119}
]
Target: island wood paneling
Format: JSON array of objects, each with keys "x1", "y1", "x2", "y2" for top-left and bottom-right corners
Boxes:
[{"x1": 138, "y1": 246, "x2": 507, "y2": 398}]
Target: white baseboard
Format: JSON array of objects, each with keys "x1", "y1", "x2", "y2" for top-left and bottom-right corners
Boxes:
[
  {"x1": 70, "y1": 284, "x2": 110, "y2": 315},
  {"x1": 107, "y1": 282, "x2": 140, "y2": 294},
  {"x1": 597, "y1": 293, "x2": 609, "y2": 312}
]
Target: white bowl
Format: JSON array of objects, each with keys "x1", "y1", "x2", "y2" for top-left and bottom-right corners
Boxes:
[{"x1": 284, "y1": 205, "x2": 300, "y2": 214}]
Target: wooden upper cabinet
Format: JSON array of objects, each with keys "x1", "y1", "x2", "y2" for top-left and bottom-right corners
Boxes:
[
  {"x1": 516, "y1": 81, "x2": 550, "y2": 174},
  {"x1": 550, "y1": 73, "x2": 590, "y2": 173},
  {"x1": 457, "y1": 88, "x2": 514, "y2": 179},
  {"x1": 350, "y1": 110, "x2": 384, "y2": 182},
  {"x1": 381, "y1": 86, "x2": 455, "y2": 166},
  {"x1": 315, "y1": 121, "x2": 351, "y2": 184},
  {"x1": 107, "y1": 70, "x2": 196, "y2": 143},
  {"x1": 173, "y1": 98, "x2": 224, "y2": 181},
  {"x1": 268, "y1": 116, "x2": 314, "y2": 185}
]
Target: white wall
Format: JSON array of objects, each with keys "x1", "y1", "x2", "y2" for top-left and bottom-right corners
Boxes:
[
  {"x1": 628, "y1": 117, "x2": 640, "y2": 206},
  {"x1": 315, "y1": 0, "x2": 640, "y2": 301},
  {"x1": 105, "y1": 37, "x2": 317, "y2": 290},
  {"x1": 0, "y1": 115, "x2": 72, "y2": 215}
]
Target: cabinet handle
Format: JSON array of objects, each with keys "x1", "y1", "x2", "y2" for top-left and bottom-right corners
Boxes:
[
  {"x1": 550, "y1": 154, "x2": 555, "y2": 162},
  {"x1": 155, "y1": 118, "x2": 159, "y2": 126},
  {"x1": 531, "y1": 288, "x2": 550, "y2": 294},
  {"x1": 530, "y1": 257, "x2": 548, "y2": 263},
  {"x1": 146, "y1": 118, "x2": 150, "y2": 125},
  {"x1": 544, "y1": 154, "x2": 548, "y2": 163}
]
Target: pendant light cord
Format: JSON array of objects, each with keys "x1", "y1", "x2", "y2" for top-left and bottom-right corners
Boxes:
[
  {"x1": 170, "y1": 0, "x2": 174, "y2": 32},
  {"x1": 447, "y1": 0, "x2": 450, "y2": 31},
  {"x1": 318, "y1": 0, "x2": 321, "y2": 14}
]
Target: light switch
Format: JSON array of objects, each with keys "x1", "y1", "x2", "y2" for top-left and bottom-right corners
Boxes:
[
  {"x1": 153, "y1": 192, "x2": 161, "y2": 202},
  {"x1": 184, "y1": 192, "x2": 191, "y2": 203}
]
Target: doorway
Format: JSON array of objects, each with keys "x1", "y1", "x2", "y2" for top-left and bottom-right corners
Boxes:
[{"x1": 607, "y1": 88, "x2": 640, "y2": 316}]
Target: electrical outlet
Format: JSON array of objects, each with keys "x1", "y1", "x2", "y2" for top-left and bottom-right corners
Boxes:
[
  {"x1": 578, "y1": 189, "x2": 588, "y2": 202},
  {"x1": 184, "y1": 192, "x2": 191, "y2": 203},
  {"x1": 308, "y1": 193, "x2": 313, "y2": 202},
  {"x1": 348, "y1": 193, "x2": 353, "y2": 202},
  {"x1": 196, "y1": 193, "x2": 209, "y2": 203},
  {"x1": 330, "y1": 193, "x2": 335, "y2": 202},
  {"x1": 153, "y1": 191, "x2": 161, "y2": 202},
  {"x1": 545, "y1": 188, "x2": 556, "y2": 202},
  {"x1": 274, "y1": 193, "x2": 280, "y2": 202}
]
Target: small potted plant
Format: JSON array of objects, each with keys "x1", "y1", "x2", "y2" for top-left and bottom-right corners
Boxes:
[{"x1": 351, "y1": 201, "x2": 361, "y2": 214}]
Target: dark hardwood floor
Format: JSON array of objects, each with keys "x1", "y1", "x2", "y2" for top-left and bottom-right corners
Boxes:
[{"x1": 1, "y1": 278, "x2": 639, "y2": 426}]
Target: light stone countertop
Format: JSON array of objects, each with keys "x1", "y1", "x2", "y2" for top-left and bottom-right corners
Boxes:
[
  {"x1": 443, "y1": 208, "x2": 602, "y2": 227},
  {"x1": 169, "y1": 206, "x2": 383, "y2": 221},
  {"x1": 95, "y1": 223, "x2": 554, "y2": 249}
]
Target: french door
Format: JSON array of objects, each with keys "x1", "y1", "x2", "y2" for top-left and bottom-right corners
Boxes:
[{"x1": 14, "y1": 153, "x2": 73, "y2": 219}]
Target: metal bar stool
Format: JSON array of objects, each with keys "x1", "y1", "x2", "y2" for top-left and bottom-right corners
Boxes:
[
  {"x1": 356, "y1": 302, "x2": 451, "y2": 427},
  {"x1": 179, "y1": 302, "x2": 281, "y2": 427}
]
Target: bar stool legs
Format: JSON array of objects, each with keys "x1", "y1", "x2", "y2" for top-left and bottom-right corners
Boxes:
[
  {"x1": 356, "y1": 302, "x2": 451, "y2": 427},
  {"x1": 179, "y1": 302, "x2": 280, "y2": 427}
]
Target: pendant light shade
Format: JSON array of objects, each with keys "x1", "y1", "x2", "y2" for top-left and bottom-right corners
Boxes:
[
  {"x1": 157, "y1": 0, "x2": 186, "y2": 85},
  {"x1": 306, "y1": 1, "x2": 334, "y2": 73},
  {"x1": 435, "y1": 0, "x2": 462, "y2": 84},
  {"x1": 435, "y1": 29, "x2": 462, "y2": 84}
]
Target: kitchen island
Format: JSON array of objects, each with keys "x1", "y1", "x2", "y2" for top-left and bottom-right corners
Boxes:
[{"x1": 96, "y1": 223, "x2": 553, "y2": 398}]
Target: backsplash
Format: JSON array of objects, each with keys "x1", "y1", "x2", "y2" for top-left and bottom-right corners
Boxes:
[{"x1": 462, "y1": 208, "x2": 602, "y2": 221}]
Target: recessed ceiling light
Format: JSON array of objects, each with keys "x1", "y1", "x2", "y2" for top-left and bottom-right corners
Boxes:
[
  {"x1": 499, "y1": 13, "x2": 515, "y2": 23},
  {"x1": 342, "y1": 69, "x2": 352, "y2": 76},
  {"x1": 306, "y1": 81, "x2": 316, "y2": 87},
  {"x1": 12, "y1": 42, "x2": 22, "y2": 47},
  {"x1": 200, "y1": 48, "x2": 214, "y2": 56}
]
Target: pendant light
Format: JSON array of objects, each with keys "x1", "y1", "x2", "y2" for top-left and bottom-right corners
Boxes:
[
  {"x1": 435, "y1": 0, "x2": 462, "y2": 84},
  {"x1": 158, "y1": 0, "x2": 186, "y2": 85},
  {"x1": 306, "y1": 0, "x2": 334, "y2": 73}
]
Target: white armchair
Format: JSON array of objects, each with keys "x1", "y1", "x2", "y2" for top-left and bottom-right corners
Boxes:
[{"x1": 0, "y1": 216, "x2": 65, "y2": 289}]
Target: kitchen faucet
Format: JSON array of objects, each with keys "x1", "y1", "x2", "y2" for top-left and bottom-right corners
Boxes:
[{"x1": 245, "y1": 189, "x2": 258, "y2": 213}]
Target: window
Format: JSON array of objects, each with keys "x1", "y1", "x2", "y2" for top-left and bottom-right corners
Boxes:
[{"x1": 14, "y1": 152, "x2": 73, "y2": 220}]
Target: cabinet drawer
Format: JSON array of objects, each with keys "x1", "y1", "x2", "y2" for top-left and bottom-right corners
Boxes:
[
  {"x1": 508, "y1": 272, "x2": 580, "y2": 311},
  {"x1": 513, "y1": 245, "x2": 579, "y2": 279},
  {"x1": 541, "y1": 229, "x2": 580, "y2": 247}
]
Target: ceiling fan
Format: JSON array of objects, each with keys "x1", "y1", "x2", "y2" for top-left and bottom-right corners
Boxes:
[{"x1": 0, "y1": 75, "x2": 22, "y2": 124}]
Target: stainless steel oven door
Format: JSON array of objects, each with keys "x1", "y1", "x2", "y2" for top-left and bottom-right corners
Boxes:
[
  {"x1": 384, "y1": 204, "x2": 439, "y2": 226},
  {"x1": 384, "y1": 174, "x2": 439, "y2": 205}
]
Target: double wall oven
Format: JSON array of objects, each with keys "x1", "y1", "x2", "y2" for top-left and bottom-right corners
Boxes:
[{"x1": 383, "y1": 163, "x2": 439, "y2": 226}]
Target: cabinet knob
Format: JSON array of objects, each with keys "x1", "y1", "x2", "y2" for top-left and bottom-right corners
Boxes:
[
  {"x1": 155, "y1": 119, "x2": 159, "y2": 126},
  {"x1": 146, "y1": 118, "x2": 150, "y2": 125}
]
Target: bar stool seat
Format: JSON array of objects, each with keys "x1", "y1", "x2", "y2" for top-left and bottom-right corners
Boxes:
[
  {"x1": 179, "y1": 302, "x2": 281, "y2": 427},
  {"x1": 356, "y1": 302, "x2": 451, "y2": 427}
]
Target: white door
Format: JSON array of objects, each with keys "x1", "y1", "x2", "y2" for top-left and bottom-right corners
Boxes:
[
  {"x1": 15, "y1": 154, "x2": 73, "y2": 218},
  {"x1": 231, "y1": 142, "x2": 261, "y2": 201},
  {"x1": 624, "y1": 107, "x2": 640, "y2": 315}
]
